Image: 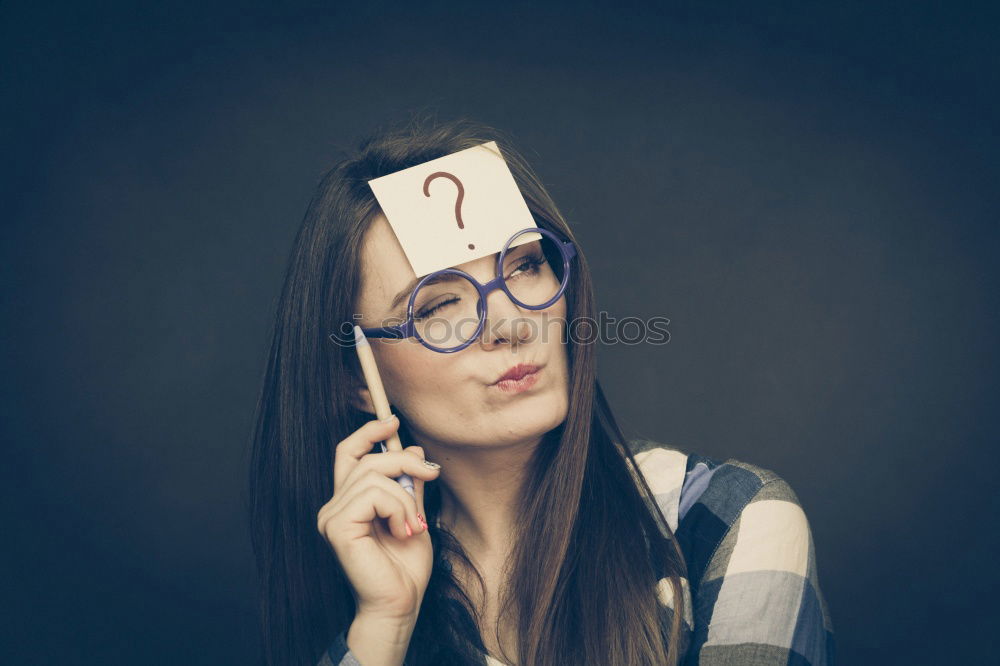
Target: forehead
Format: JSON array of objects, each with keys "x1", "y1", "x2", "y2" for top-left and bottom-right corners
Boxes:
[{"x1": 357, "y1": 215, "x2": 414, "y2": 308}]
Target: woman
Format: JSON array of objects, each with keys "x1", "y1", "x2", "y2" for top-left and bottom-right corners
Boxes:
[{"x1": 248, "y1": 118, "x2": 835, "y2": 666}]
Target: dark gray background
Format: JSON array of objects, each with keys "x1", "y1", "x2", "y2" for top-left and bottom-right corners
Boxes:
[{"x1": 3, "y1": 1, "x2": 997, "y2": 664}]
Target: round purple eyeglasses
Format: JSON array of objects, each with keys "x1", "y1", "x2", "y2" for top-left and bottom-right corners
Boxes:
[{"x1": 351, "y1": 227, "x2": 577, "y2": 353}]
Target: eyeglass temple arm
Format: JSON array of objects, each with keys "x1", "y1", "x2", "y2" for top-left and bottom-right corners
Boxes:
[{"x1": 359, "y1": 325, "x2": 408, "y2": 339}]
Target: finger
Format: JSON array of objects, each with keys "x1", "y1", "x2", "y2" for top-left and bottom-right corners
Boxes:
[
  {"x1": 334, "y1": 415, "x2": 401, "y2": 492},
  {"x1": 321, "y1": 447, "x2": 440, "y2": 536},
  {"x1": 323, "y1": 462, "x2": 427, "y2": 536},
  {"x1": 324, "y1": 482, "x2": 414, "y2": 543},
  {"x1": 345, "y1": 448, "x2": 440, "y2": 483},
  {"x1": 342, "y1": 470, "x2": 426, "y2": 538},
  {"x1": 400, "y1": 444, "x2": 436, "y2": 529},
  {"x1": 340, "y1": 448, "x2": 440, "y2": 512},
  {"x1": 319, "y1": 471, "x2": 397, "y2": 541},
  {"x1": 412, "y1": 476, "x2": 427, "y2": 531},
  {"x1": 402, "y1": 446, "x2": 430, "y2": 525}
]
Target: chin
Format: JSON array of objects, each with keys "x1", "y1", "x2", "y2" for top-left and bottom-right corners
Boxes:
[{"x1": 518, "y1": 394, "x2": 568, "y2": 429}]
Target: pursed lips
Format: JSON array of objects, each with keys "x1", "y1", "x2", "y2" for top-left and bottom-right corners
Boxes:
[{"x1": 491, "y1": 363, "x2": 541, "y2": 385}]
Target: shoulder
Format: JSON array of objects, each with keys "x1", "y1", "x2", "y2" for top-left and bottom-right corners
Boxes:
[
  {"x1": 629, "y1": 439, "x2": 834, "y2": 664},
  {"x1": 627, "y1": 438, "x2": 813, "y2": 588},
  {"x1": 626, "y1": 438, "x2": 691, "y2": 532},
  {"x1": 627, "y1": 437, "x2": 799, "y2": 514}
]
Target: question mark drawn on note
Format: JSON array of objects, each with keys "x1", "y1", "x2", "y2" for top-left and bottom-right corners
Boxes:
[{"x1": 423, "y1": 171, "x2": 474, "y2": 250}]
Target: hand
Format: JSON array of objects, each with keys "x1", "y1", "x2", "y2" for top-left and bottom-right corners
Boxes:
[{"x1": 316, "y1": 415, "x2": 442, "y2": 622}]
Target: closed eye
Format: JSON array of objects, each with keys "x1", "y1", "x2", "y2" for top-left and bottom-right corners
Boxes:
[{"x1": 415, "y1": 296, "x2": 461, "y2": 320}]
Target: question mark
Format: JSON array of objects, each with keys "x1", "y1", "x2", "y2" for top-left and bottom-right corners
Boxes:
[{"x1": 423, "y1": 171, "x2": 474, "y2": 250}]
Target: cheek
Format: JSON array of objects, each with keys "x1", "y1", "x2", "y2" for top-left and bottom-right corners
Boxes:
[
  {"x1": 539, "y1": 297, "x2": 568, "y2": 340},
  {"x1": 373, "y1": 342, "x2": 459, "y2": 399},
  {"x1": 372, "y1": 342, "x2": 428, "y2": 388},
  {"x1": 555, "y1": 298, "x2": 568, "y2": 320}
]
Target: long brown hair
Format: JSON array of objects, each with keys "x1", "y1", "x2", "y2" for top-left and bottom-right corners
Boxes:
[{"x1": 247, "y1": 116, "x2": 687, "y2": 665}]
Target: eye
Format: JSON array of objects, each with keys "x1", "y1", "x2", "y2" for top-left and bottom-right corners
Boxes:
[
  {"x1": 415, "y1": 296, "x2": 460, "y2": 320},
  {"x1": 506, "y1": 252, "x2": 546, "y2": 280}
]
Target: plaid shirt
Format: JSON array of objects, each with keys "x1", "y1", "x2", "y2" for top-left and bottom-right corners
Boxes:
[{"x1": 319, "y1": 439, "x2": 835, "y2": 665}]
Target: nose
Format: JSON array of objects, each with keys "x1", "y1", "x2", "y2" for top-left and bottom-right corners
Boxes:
[{"x1": 477, "y1": 282, "x2": 533, "y2": 350}]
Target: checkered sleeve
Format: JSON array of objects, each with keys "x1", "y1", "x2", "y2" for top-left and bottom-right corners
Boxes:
[
  {"x1": 677, "y1": 457, "x2": 835, "y2": 665},
  {"x1": 316, "y1": 628, "x2": 364, "y2": 666}
]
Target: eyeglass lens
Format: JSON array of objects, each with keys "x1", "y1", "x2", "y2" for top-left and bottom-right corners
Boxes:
[{"x1": 411, "y1": 234, "x2": 566, "y2": 351}]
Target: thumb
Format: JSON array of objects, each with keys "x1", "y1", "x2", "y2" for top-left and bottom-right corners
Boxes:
[
  {"x1": 404, "y1": 445, "x2": 431, "y2": 528},
  {"x1": 414, "y1": 475, "x2": 427, "y2": 528}
]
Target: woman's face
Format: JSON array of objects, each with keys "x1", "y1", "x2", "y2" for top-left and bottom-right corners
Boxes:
[{"x1": 353, "y1": 214, "x2": 570, "y2": 450}]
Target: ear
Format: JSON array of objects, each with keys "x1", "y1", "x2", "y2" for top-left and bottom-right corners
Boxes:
[{"x1": 350, "y1": 383, "x2": 378, "y2": 418}]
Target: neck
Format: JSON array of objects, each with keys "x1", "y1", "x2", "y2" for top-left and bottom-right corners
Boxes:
[{"x1": 427, "y1": 436, "x2": 541, "y2": 557}]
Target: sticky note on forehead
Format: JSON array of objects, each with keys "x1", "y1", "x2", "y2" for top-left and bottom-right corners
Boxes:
[{"x1": 367, "y1": 141, "x2": 540, "y2": 278}]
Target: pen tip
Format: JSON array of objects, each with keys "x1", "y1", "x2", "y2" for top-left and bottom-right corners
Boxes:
[{"x1": 353, "y1": 325, "x2": 368, "y2": 347}]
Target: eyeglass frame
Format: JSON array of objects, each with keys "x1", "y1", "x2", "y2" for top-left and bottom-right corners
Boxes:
[{"x1": 356, "y1": 226, "x2": 578, "y2": 353}]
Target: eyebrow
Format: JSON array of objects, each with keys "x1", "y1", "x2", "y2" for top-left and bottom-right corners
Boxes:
[
  {"x1": 389, "y1": 276, "x2": 423, "y2": 312},
  {"x1": 388, "y1": 271, "x2": 465, "y2": 313}
]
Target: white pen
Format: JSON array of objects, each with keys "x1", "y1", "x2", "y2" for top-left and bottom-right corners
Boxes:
[{"x1": 353, "y1": 325, "x2": 415, "y2": 498}]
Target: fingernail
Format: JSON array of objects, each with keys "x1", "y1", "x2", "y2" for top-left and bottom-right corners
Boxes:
[
  {"x1": 405, "y1": 521, "x2": 412, "y2": 537},
  {"x1": 417, "y1": 514, "x2": 428, "y2": 530},
  {"x1": 379, "y1": 413, "x2": 398, "y2": 423},
  {"x1": 421, "y1": 459, "x2": 441, "y2": 470}
]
